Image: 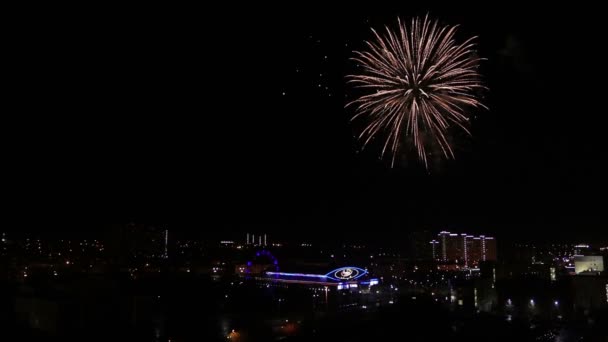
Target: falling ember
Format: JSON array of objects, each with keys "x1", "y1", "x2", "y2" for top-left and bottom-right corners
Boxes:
[{"x1": 347, "y1": 16, "x2": 486, "y2": 168}]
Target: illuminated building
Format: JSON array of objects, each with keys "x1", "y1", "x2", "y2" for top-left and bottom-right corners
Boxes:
[
  {"x1": 574, "y1": 244, "x2": 590, "y2": 256},
  {"x1": 469, "y1": 237, "x2": 482, "y2": 266},
  {"x1": 263, "y1": 266, "x2": 378, "y2": 290},
  {"x1": 574, "y1": 255, "x2": 604, "y2": 274},
  {"x1": 434, "y1": 231, "x2": 497, "y2": 267},
  {"x1": 240, "y1": 249, "x2": 378, "y2": 290},
  {"x1": 439, "y1": 231, "x2": 449, "y2": 261},
  {"x1": 446, "y1": 233, "x2": 461, "y2": 261},
  {"x1": 246, "y1": 233, "x2": 268, "y2": 246},
  {"x1": 438, "y1": 231, "x2": 461, "y2": 261},
  {"x1": 163, "y1": 229, "x2": 169, "y2": 259},
  {"x1": 484, "y1": 237, "x2": 497, "y2": 261},
  {"x1": 430, "y1": 240, "x2": 439, "y2": 260}
]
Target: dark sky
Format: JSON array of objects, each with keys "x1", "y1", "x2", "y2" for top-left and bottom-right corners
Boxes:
[{"x1": 7, "y1": 5, "x2": 608, "y2": 242}]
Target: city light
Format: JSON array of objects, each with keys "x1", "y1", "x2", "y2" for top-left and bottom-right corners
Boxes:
[
  {"x1": 267, "y1": 267, "x2": 368, "y2": 282},
  {"x1": 267, "y1": 271, "x2": 327, "y2": 279},
  {"x1": 2, "y1": 224, "x2": 606, "y2": 341},
  {"x1": 474, "y1": 288, "x2": 478, "y2": 308}
]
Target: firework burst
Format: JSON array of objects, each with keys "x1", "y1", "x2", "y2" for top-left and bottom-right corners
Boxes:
[{"x1": 347, "y1": 16, "x2": 486, "y2": 168}]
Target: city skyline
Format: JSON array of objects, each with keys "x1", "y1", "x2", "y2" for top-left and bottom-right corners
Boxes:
[
  {"x1": 2, "y1": 222, "x2": 607, "y2": 340},
  {"x1": 4, "y1": 3, "x2": 608, "y2": 340},
  {"x1": 3, "y1": 222, "x2": 607, "y2": 246}
]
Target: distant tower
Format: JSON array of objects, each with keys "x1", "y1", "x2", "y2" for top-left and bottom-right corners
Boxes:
[
  {"x1": 258, "y1": 236, "x2": 262, "y2": 246},
  {"x1": 439, "y1": 231, "x2": 449, "y2": 261},
  {"x1": 163, "y1": 229, "x2": 169, "y2": 259},
  {"x1": 252, "y1": 234, "x2": 256, "y2": 246},
  {"x1": 481, "y1": 235, "x2": 486, "y2": 261},
  {"x1": 247, "y1": 233, "x2": 250, "y2": 245},
  {"x1": 264, "y1": 234, "x2": 267, "y2": 246},
  {"x1": 430, "y1": 240, "x2": 439, "y2": 260}
]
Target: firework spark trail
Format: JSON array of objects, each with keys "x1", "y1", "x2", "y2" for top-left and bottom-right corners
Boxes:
[{"x1": 347, "y1": 16, "x2": 486, "y2": 168}]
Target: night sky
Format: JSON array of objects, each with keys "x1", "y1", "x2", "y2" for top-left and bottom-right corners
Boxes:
[{"x1": 8, "y1": 5, "x2": 608, "y2": 242}]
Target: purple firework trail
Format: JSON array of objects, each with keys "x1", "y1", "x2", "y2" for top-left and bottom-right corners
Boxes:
[{"x1": 348, "y1": 16, "x2": 486, "y2": 168}]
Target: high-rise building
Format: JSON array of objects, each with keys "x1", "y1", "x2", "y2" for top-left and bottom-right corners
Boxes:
[
  {"x1": 483, "y1": 237, "x2": 497, "y2": 261},
  {"x1": 430, "y1": 240, "x2": 440, "y2": 260},
  {"x1": 445, "y1": 233, "x2": 461, "y2": 262},
  {"x1": 163, "y1": 229, "x2": 169, "y2": 259},
  {"x1": 433, "y1": 231, "x2": 497, "y2": 267},
  {"x1": 574, "y1": 244, "x2": 591, "y2": 256},
  {"x1": 574, "y1": 256, "x2": 604, "y2": 274},
  {"x1": 470, "y1": 237, "x2": 482, "y2": 266},
  {"x1": 438, "y1": 231, "x2": 450, "y2": 261},
  {"x1": 246, "y1": 233, "x2": 268, "y2": 246}
]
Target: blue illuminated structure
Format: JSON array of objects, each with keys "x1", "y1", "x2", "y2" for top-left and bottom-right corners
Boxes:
[
  {"x1": 265, "y1": 271, "x2": 328, "y2": 279},
  {"x1": 360, "y1": 278, "x2": 379, "y2": 286},
  {"x1": 266, "y1": 266, "x2": 369, "y2": 282},
  {"x1": 325, "y1": 267, "x2": 368, "y2": 281},
  {"x1": 247, "y1": 249, "x2": 279, "y2": 273}
]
